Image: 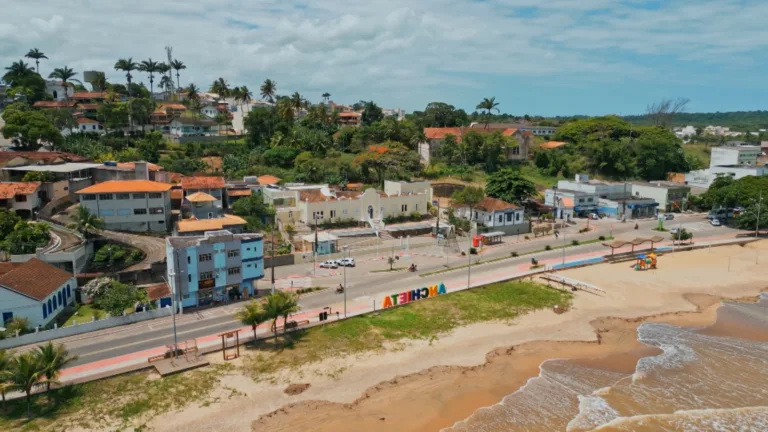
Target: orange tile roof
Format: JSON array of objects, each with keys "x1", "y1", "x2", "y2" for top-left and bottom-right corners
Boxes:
[
  {"x1": 182, "y1": 176, "x2": 226, "y2": 190},
  {"x1": 144, "y1": 282, "x2": 171, "y2": 301},
  {"x1": 0, "y1": 182, "x2": 41, "y2": 199},
  {"x1": 227, "y1": 189, "x2": 253, "y2": 197},
  {"x1": 76, "y1": 118, "x2": 100, "y2": 124},
  {"x1": 541, "y1": 141, "x2": 567, "y2": 150},
  {"x1": 77, "y1": 180, "x2": 172, "y2": 194},
  {"x1": 186, "y1": 191, "x2": 217, "y2": 203},
  {"x1": 72, "y1": 92, "x2": 107, "y2": 100},
  {"x1": 338, "y1": 112, "x2": 361, "y2": 117},
  {"x1": 560, "y1": 197, "x2": 574, "y2": 208},
  {"x1": 0, "y1": 151, "x2": 88, "y2": 164},
  {"x1": 424, "y1": 127, "x2": 463, "y2": 140},
  {"x1": 0, "y1": 258, "x2": 73, "y2": 301},
  {"x1": 257, "y1": 175, "x2": 281, "y2": 185},
  {"x1": 77, "y1": 103, "x2": 100, "y2": 110},
  {"x1": 161, "y1": 103, "x2": 187, "y2": 111},
  {"x1": 33, "y1": 100, "x2": 76, "y2": 108},
  {"x1": 171, "y1": 189, "x2": 184, "y2": 200},
  {"x1": 502, "y1": 128, "x2": 519, "y2": 136},
  {"x1": 116, "y1": 162, "x2": 163, "y2": 172},
  {"x1": 474, "y1": 197, "x2": 518, "y2": 212},
  {"x1": 176, "y1": 214, "x2": 247, "y2": 233}
]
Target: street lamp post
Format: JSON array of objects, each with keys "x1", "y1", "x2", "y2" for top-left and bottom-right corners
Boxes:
[
  {"x1": 755, "y1": 191, "x2": 763, "y2": 238},
  {"x1": 162, "y1": 275, "x2": 178, "y2": 358},
  {"x1": 343, "y1": 245, "x2": 348, "y2": 317},
  {"x1": 562, "y1": 227, "x2": 566, "y2": 266}
]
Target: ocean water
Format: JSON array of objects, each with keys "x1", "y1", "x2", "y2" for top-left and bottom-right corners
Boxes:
[{"x1": 447, "y1": 293, "x2": 768, "y2": 432}]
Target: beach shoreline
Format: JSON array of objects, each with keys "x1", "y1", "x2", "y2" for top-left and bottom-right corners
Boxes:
[{"x1": 142, "y1": 242, "x2": 768, "y2": 432}]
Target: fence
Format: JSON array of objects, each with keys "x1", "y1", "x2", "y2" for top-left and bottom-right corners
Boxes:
[{"x1": 0, "y1": 307, "x2": 172, "y2": 349}]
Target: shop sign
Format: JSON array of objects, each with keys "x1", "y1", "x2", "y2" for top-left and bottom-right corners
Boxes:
[{"x1": 382, "y1": 282, "x2": 447, "y2": 309}]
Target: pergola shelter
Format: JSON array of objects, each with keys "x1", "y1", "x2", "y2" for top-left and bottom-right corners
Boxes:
[
  {"x1": 480, "y1": 231, "x2": 504, "y2": 245},
  {"x1": 602, "y1": 236, "x2": 665, "y2": 255}
]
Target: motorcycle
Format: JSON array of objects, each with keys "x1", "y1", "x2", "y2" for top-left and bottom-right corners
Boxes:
[
  {"x1": 335, "y1": 285, "x2": 344, "y2": 294},
  {"x1": 408, "y1": 265, "x2": 418, "y2": 272}
]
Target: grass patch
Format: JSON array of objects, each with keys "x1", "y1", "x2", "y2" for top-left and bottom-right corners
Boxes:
[
  {"x1": 62, "y1": 304, "x2": 106, "y2": 326},
  {"x1": 0, "y1": 364, "x2": 234, "y2": 431},
  {"x1": 240, "y1": 281, "x2": 572, "y2": 380},
  {"x1": 519, "y1": 165, "x2": 563, "y2": 190},
  {"x1": 296, "y1": 287, "x2": 326, "y2": 295},
  {"x1": 419, "y1": 236, "x2": 614, "y2": 277},
  {"x1": 683, "y1": 142, "x2": 711, "y2": 168},
  {"x1": 370, "y1": 267, "x2": 407, "y2": 273}
]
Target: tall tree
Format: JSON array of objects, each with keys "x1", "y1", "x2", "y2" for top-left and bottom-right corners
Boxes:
[
  {"x1": 260, "y1": 78, "x2": 277, "y2": 103},
  {"x1": 1, "y1": 103, "x2": 62, "y2": 150},
  {"x1": 24, "y1": 48, "x2": 47, "y2": 73},
  {"x1": 236, "y1": 301, "x2": 268, "y2": 340},
  {"x1": 113, "y1": 58, "x2": 138, "y2": 97},
  {"x1": 159, "y1": 74, "x2": 173, "y2": 97},
  {"x1": 361, "y1": 100, "x2": 384, "y2": 126},
  {"x1": 156, "y1": 62, "x2": 170, "y2": 97},
  {"x1": 48, "y1": 66, "x2": 78, "y2": 101},
  {"x1": 0, "y1": 348, "x2": 12, "y2": 402},
  {"x1": 322, "y1": 92, "x2": 331, "y2": 103},
  {"x1": 170, "y1": 59, "x2": 186, "y2": 93},
  {"x1": 138, "y1": 58, "x2": 160, "y2": 97},
  {"x1": 486, "y1": 168, "x2": 536, "y2": 204},
  {"x1": 185, "y1": 83, "x2": 200, "y2": 104},
  {"x1": 210, "y1": 77, "x2": 229, "y2": 98},
  {"x1": 476, "y1": 97, "x2": 500, "y2": 129},
  {"x1": 36, "y1": 342, "x2": 78, "y2": 392},
  {"x1": 263, "y1": 291, "x2": 300, "y2": 342},
  {"x1": 451, "y1": 186, "x2": 486, "y2": 224},
  {"x1": 6, "y1": 353, "x2": 44, "y2": 417},
  {"x1": 290, "y1": 92, "x2": 305, "y2": 116},
  {"x1": 2, "y1": 60, "x2": 35, "y2": 86}
]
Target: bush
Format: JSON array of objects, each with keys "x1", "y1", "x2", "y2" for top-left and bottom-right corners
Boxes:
[
  {"x1": 469, "y1": 247, "x2": 478, "y2": 255},
  {"x1": 531, "y1": 257, "x2": 539, "y2": 265},
  {"x1": 571, "y1": 240, "x2": 580, "y2": 246},
  {"x1": 544, "y1": 245, "x2": 552, "y2": 251},
  {"x1": 94, "y1": 244, "x2": 126, "y2": 267},
  {"x1": 511, "y1": 251, "x2": 519, "y2": 257},
  {"x1": 461, "y1": 251, "x2": 466, "y2": 256},
  {"x1": 579, "y1": 227, "x2": 589, "y2": 233},
  {"x1": 598, "y1": 235, "x2": 606, "y2": 241},
  {"x1": 524, "y1": 235, "x2": 530, "y2": 240},
  {"x1": 409, "y1": 211, "x2": 422, "y2": 221}
]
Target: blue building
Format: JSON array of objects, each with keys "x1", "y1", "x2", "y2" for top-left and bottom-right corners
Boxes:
[{"x1": 166, "y1": 230, "x2": 264, "y2": 309}]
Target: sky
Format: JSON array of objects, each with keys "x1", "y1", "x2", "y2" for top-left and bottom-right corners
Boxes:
[{"x1": 3, "y1": 0, "x2": 768, "y2": 116}]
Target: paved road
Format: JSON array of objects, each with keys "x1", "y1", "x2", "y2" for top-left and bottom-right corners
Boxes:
[{"x1": 33, "y1": 214, "x2": 734, "y2": 367}]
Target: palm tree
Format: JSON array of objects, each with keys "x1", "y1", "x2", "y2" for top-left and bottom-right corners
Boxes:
[
  {"x1": 322, "y1": 92, "x2": 331, "y2": 103},
  {"x1": 387, "y1": 256, "x2": 396, "y2": 271},
  {"x1": 24, "y1": 48, "x2": 48, "y2": 73},
  {"x1": 276, "y1": 98, "x2": 294, "y2": 122},
  {"x1": 2, "y1": 60, "x2": 35, "y2": 86},
  {"x1": 476, "y1": 97, "x2": 500, "y2": 129},
  {"x1": 236, "y1": 301, "x2": 268, "y2": 340},
  {"x1": 138, "y1": 58, "x2": 160, "y2": 97},
  {"x1": 0, "y1": 349, "x2": 12, "y2": 402},
  {"x1": 170, "y1": 59, "x2": 186, "y2": 94},
  {"x1": 68, "y1": 206, "x2": 105, "y2": 239},
  {"x1": 48, "y1": 66, "x2": 79, "y2": 101},
  {"x1": 290, "y1": 92, "x2": 305, "y2": 117},
  {"x1": 159, "y1": 75, "x2": 173, "y2": 97},
  {"x1": 210, "y1": 77, "x2": 229, "y2": 98},
  {"x1": 185, "y1": 83, "x2": 200, "y2": 104},
  {"x1": 36, "y1": 342, "x2": 78, "y2": 392},
  {"x1": 260, "y1": 78, "x2": 277, "y2": 103},
  {"x1": 264, "y1": 291, "x2": 300, "y2": 344},
  {"x1": 114, "y1": 57, "x2": 138, "y2": 96},
  {"x1": 156, "y1": 62, "x2": 170, "y2": 98},
  {"x1": 7, "y1": 353, "x2": 44, "y2": 417}
]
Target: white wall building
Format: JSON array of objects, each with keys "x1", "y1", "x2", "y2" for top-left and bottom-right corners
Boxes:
[
  {"x1": 455, "y1": 196, "x2": 528, "y2": 234},
  {"x1": 710, "y1": 146, "x2": 762, "y2": 168},
  {"x1": 685, "y1": 165, "x2": 768, "y2": 188},
  {"x1": 556, "y1": 174, "x2": 631, "y2": 200},
  {"x1": 0, "y1": 259, "x2": 77, "y2": 329},
  {"x1": 77, "y1": 180, "x2": 172, "y2": 232},
  {"x1": 45, "y1": 80, "x2": 73, "y2": 101},
  {"x1": 0, "y1": 182, "x2": 42, "y2": 219},
  {"x1": 630, "y1": 181, "x2": 691, "y2": 212}
]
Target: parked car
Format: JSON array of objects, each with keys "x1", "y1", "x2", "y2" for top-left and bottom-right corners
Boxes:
[
  {"x1": 319, "y1": 261, "x2": 338, "y2": 269},
  {"x1": 664, "y1": 214, "x2": 675, "y2": 220},
  {"x1": 337, "y1": 257, "x2": 356, "y2": 267},
  {"x1": 589, "y1": 213, "x2": 600, "y2": 220},
  {"x1": 670, "y1": 227, "x2": 680, "y2": 234},
  {"x1": 710, "y1": 219, "x2": 722, "y2": 226}
]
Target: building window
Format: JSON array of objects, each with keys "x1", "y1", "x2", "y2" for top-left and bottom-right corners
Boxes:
[
  {"x1": 199, "y1": 271, "x2": 213, "y2": 280},
  {"x1": 47, "y1": 299, "x2": 52, "y2": 314},
  {"x1": 188, "y1": 274, "x2": 192, "y2": 282},
  {"x1": 15, "y1": 195, "x2": 27, "y2": 202},
  {"x1": 99, "y1": 193, "x2": 113, "y2": 200},
  {"x1": 53, "y1": 295, "x2": 57, "y2": 310},
  {"x1": 506, "y1": 213, "x2": 512, "y2": 222},
  {"x1": 134, "y1": 208, "x2": 147, "y2": 215},
  {"x1": 228, "y1": 267, "x2": 241, "y2": 275},
  {"x1": 415, "y1": 204, "x2": 419, "y2": 211},
  {"x1": 67, "y1": 284, "x2": 71, "y2": 298},
  {"x1": 118, "y1": 209, "x2": 131, "y2": 216},
  {"x1": 401, "y1": 204, "x2": 408, "y2": 212},
  {"x1": 587, "y1": 198, "x2": 593, "y2": 203},
  {"x1": 330, "y1": 210, "x2": 337, "y2": 218},
  {"x1": 133, "y1": 193, "x2": 146, "y2": 199},
  {"x1": 42, "y1": 304, "x2": 48, "y2": 319},
  {"x1": 99, "y1": 209, "x2": 114, "y2": 216},
  {"x1": 516, "y1": 213, "x2": 521, "y2": 221},
  {"x1": 498, "y1": 215, "x2": 503, "y2": 223},
  {"x1": 82, "y1": 194, "x2": 96, "y2": 201},
  {"x1": 149, "y1": 192, "x2": 162, "y2": 199},
  {"x1": 116, "y1": 193, "x2": 130, "y2": 200},
  {"x1": 228, "y1": 249, "x2": 240, "y2": 258},
  {"x1": 187, "y1": 256, "x2": 191, "y2": 264},
  {"x1": 199, "y1": 253, "x2": 212, "y2": 262},
  {"x1": 288, "y1": 211, "x2": 293, "y2": 218},
  {"x1": 342, "y1": 209, "x2": 347, "y2": 215},
  {"x1": 150, "y1": 207, "x2": 164, "y2": 214},
  {"x1": 512, "y1": 146, "x2": 520, "y2": 155}
]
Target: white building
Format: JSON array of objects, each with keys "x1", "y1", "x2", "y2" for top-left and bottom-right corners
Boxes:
[
  {"x1": 0, "y1": 182, "x2": 42, "y2": 219},
  {"x1": 0, "y1": 258, "x2": 77, "y2": 329},
  {"x1": 710, "y1": 146, "x2": 762, "y2": 168},
  {"x1": 454, "y1": 196, "x2": 528, "y2": 234},
  {"x1": 630, "y1": 181, "x2": 691, "y2": 212},
  {"x1": 45, "y1": 80, "x2": 73, "y2": 101},
  {"x1": 544, "y1": 188, "x2": 599, "y2": 220},
  {"x1": 556, "y1": 174, "x2": 631, "y2": 200},
  {"x1": 674, "y1": 125, "x2": 697, "y2": 140},
  {"x1": 77, "y1": 180, "x2": 172, "y2": 232},
  {"x1": 73, "y1": 118, "x2": 105, "y2": 134},
  {"x1": 685, "y1": 165, "x2": 768, "y2": 189}
]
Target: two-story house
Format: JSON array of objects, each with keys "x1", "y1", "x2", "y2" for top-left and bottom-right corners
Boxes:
[
  {"x1": 166, "y1": 230, "x2": 264, "y2": 309},
  {"x1": 76, "y1": 180, "x2": 172, "y2": 232},
  {"x1": 182, "y1": 176, "x2": 226, "y2": 208},
  {"x1": 0, "y1": 182, "x2": 42, "y2": 219},
  {"x1": 418, "y1": 127, "x2": 531, "y2": 164}
]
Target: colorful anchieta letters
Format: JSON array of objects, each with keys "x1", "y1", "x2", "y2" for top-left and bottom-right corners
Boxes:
[{"x1": 381, "y1": 283, "x2": 447, "y2": 308}]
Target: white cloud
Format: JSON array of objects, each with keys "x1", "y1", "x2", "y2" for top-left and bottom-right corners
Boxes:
[{"x1": 3, "y1": 0, "x2": 768, "y2": 112}]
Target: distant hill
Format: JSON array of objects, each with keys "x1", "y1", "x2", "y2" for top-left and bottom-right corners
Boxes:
[{"x1": 622, "y1": 111, "x2": 768, "y2": 131}]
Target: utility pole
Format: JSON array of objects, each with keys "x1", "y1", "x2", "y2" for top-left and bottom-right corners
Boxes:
[
  {"x1": 162, "y1": 275, "x2": 178, "y2": 358},
  {"x1": 562, "y1": 227, "x2": 566, "y2": 266},
  {"x1": 343, "y1": 245, "x2": 348, "y2": 317},
  {"x1": 270, "y1": 216, "x2": 276, "y2": 294},
  {"x1": 313, "y1": 215, "x2": 318, "y2": 276},
  {"x1": 467, "y1": 226, "x2": 474, "y2": 289},
  {"x1": 756, "y1": 191, "x2": 763, "y2": 238},
  {"x1": 435, "y1": 199, "x2": 440, "y2": 244}
]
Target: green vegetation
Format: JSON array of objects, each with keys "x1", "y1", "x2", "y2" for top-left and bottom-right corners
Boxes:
[
  {"x1": 0, "y1": 210, "x2": 51, "y2": 255},
  {"x1": 63, "y1": 304, "x2": 105, "y2": 326},
  {"x1": 694, "y1": 176, "x2": 768, "y2": 230},
  {"x1": 240, "y1": 281, "x2": 571, "y2": 379},
  {"x1": 0, "y1": 362, "x2": 233, "y2": 431},
  {"x1": 80, "y1": 278, "x2": 150, "y2": 316},
  {"x1": 67, "y1": 206, "x2": 104, "y2": 239},
  {"x1": 486, "y1": 168, "x2": 536, "y2": 204},
  {"x1": 1, "y1": 103, "x2": 63, "y2": 150},
  {"x1": 90, "y1": 243, "x2": 144, "y2": 270},
  {"x1": 624, "y1": 110, "x2": 768, "y2": 131}
]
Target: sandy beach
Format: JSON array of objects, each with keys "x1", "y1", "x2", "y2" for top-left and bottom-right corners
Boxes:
[{"x1": 145, "y1": 241, "x2": 768, "y2": 432}]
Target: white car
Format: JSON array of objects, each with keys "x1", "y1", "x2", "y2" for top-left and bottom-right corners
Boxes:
[
  {"x1": 337, "y1": 258, "x2": 356, "y2": 267},
  {"x1": 670, "y1": 228, "x2": 680, "y2": 234},
  {"x1": 710, "y1": 219, "x2": 721, "y2": 226},
  {"x1": 319, "y1": 261, "x2": 338, "y2": 269}
]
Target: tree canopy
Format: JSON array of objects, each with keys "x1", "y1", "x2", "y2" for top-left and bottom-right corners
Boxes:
[
  {"x1": 0, "y1": 103, "x2": 62, "y2": 150},
  {"x1": 486, "y1": 168, "x2": 537, "y2": 204}
]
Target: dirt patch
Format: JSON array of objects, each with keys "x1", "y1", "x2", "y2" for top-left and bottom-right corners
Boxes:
[{"x1": 284, "y1": 383, "x2": 311, "y2": 395}]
